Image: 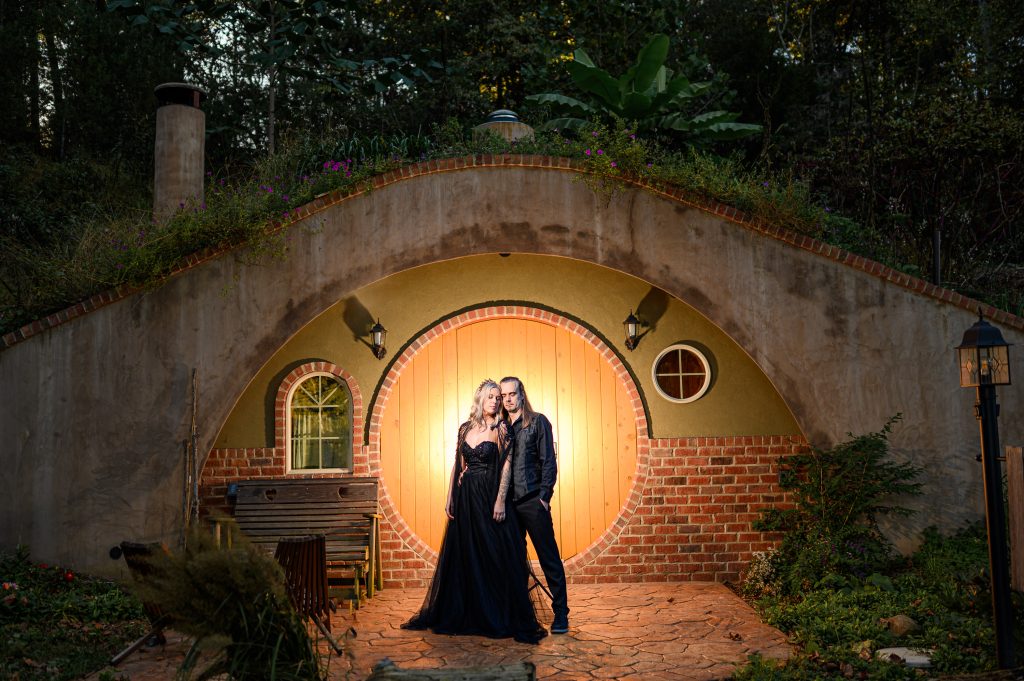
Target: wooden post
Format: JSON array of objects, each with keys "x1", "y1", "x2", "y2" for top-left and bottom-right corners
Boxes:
[{"x1": 1008, "y1": 446, "x2": 1024, "y2": 592}]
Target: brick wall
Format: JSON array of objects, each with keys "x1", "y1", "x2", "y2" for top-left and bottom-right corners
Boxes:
[{"x1": 198, "y1": 310, "x2": 804, "y2": 588}]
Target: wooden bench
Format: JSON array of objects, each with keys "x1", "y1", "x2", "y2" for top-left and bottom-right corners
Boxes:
[{"x1": 227, "y1": 477, "x2": 382, "y2": 606}]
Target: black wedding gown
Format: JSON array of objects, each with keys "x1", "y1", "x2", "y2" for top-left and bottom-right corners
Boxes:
[{"x1": 403, "y1": 440, "x2": 548, "y2": 644}]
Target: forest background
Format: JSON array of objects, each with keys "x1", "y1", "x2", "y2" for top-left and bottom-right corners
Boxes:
[{"x1": 1, "y1": 0, "x2": 1022, "y2": 334}]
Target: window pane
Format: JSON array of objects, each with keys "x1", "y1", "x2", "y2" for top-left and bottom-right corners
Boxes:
[
  {"x1": 680, "y1": 350, "x2": 704, "y2": 373},
  {"x1": 289, "y1": 375, "x2": 352, "y2": 470},
  {"x1": 292, "y1": 384, "x2": 317, "y2": 407},
  {"x1": 322, "y1": 437, "x2": 351, "y2": 469},
  {"x1": 291, "y1": 437, "x2": 318, "y2": 469},
  {"x1": 320, "y1": 383, "x2": 342, "y2": 406},
  {"x1": 682, "y1": 374, "x2": 705, "y2": 398},
  {"x1": 321, "y1": 407, "x2": 348, "y2": 437},
  {"x1": 292, "y1": 409, "x2": 316, "y2": 438},
  {"x1": 656, "y1": 372, "x2": 682, "y2": 399},
  {"x1": 657, "y1": 350, "x2": 681, "y2": 375}
]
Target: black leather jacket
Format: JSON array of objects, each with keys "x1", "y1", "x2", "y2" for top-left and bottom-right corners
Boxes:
[{"x1": 509, "y1": 413, "x2": 557, "y2": 504}]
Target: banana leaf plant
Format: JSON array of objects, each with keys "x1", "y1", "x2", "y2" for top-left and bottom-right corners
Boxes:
[{"x1": 527, "y1": 34, "x2": 760, "y2": 145}]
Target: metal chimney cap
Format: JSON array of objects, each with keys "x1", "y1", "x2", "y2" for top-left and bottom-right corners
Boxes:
[
  {"x1": 486, "y1": 109, "x2": 520, "y2": 123},
  {"x1": 155, "y1": 82, "x2": 208, "y2": 108}
]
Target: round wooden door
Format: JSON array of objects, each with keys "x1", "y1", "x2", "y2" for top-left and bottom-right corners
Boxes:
[{"x1": 380, "y1": 317, "x2": 637, "y2": 559}]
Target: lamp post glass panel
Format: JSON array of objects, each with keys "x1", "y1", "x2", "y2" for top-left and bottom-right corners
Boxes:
[
  {"x1": 370, "y1": 319, "x2": 387, "y2": 360},
  {"x1": 956, "y1": 313, "x2": 1015, "y2": 669},
  {"x1": 623, "y1": 311, "x2": 642, "y2": 351}
]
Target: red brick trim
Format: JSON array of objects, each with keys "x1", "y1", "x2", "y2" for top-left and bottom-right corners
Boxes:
[
  {"x1": 198, "y1": 362, "x2": 368, "y2": 514},
  {"x1": 367, "y1": 305, "x2": 652, "y2": 585},
  {"x1": 5, "y1": 156, "x2": 1020, "y2": 350},
  {"x1": 272, "y1": 362, "x2": 367, "y2": 474}
]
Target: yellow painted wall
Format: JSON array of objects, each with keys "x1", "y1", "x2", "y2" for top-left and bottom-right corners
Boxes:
[{"x1": 213, "y1": 254, "x2": 801, "y2": 450}]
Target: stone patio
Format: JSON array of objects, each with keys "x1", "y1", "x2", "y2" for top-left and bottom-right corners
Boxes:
[{"x1": 99, "y1": 582, "x2": 791, "y2": 680}]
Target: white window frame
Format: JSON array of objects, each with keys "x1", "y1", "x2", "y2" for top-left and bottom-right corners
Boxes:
[
  {"x1": 285, "y1": 371, "x2": 353, "y2": 473},
  {"x1": 651, "y1": 344, "x2": 712, "y2": 404}
]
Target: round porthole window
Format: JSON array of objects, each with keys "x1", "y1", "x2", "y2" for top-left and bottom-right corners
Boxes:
[{"x1": 652, "y1": 344, "x2": 711, "y2": 403}]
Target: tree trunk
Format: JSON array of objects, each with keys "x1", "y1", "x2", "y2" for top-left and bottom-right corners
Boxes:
[
  {"x1": 266, "y1": 7, "x2": 277, "y2": 155},
  {"x1": 44, "y1": 28, "x2": 65, "y2": 160},
  {"x1": 30, "y1": 29, "x2": 41, "y2": 150},
  {"x1": 267, "y1": 64, "x2": 276, "y2": 155}
]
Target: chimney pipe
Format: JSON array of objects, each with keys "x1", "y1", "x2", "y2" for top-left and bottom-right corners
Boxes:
[{"x1": 153, "y1": 83, "x2": 207, "y2": 222}]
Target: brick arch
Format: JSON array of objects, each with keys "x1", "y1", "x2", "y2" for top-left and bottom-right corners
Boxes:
[
  {"x1": 273, "y1": 361, "x2": 366, "y2": 470},
  {"x1": 365, "y1": 305, "x2": 651, "y2": 578},
  {"x1": 198, "y1": 361, "x2": 367, "y2": 517}
]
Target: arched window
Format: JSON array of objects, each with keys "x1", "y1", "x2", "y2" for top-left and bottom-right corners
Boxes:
[
  {"x1": 287, "y1": 373, "x2": 353, "y2": 471},
  {"x1": 652, "y1": 344, "x2": 712, "y2": 403}
]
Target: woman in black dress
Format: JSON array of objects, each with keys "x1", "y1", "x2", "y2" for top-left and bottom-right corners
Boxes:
[{"x1": 403, "y1": 379, "x2": 547, "y2": 644}]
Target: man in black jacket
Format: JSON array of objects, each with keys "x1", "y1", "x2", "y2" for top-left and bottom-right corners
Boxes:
[{"x1": 500, "y1": 376, "x2": 569, "y2": 634}]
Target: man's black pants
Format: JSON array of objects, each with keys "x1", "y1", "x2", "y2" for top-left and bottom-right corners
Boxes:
[{"x1": 515, "y1": 497, "x2": 568, "y2": 618}]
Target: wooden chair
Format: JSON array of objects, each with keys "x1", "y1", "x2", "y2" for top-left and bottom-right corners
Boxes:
[
  {"x1": 274, "y1": 535, "x2": 344, "y2": 654},
  {"x1": 109, "y1": 541, "x2": 170, "y2": 666}
]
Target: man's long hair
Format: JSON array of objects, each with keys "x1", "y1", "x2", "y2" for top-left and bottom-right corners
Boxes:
[{"x1": 499, "y1": 376, "x2": 537, "y2": 428}]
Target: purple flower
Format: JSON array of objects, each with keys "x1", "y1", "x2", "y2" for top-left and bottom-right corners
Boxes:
[
  {"x1": 630, "y1": 134, "x2": 636, "y2": 140},
  {"x1": 592, "y1": 131, "x2": 598, "y2": 137},
  {"x1": 584, "y1": 149, "x2": 592, "y2": 156},
  {"x1": 332, "y1": 162, "x2": 341, "y2": 172},
  {"x1": 323, "y1": 160, "x2": 332, "y2": 169},
  {"x1": 596, "y1": 149, "x2": 603, "y2": 155},
  {"x1": 610, "y1": 161, "x2": 617, "y2": 168},
  {"x1": 762, "y1": 181, "x2": 769, "y2": 187},
  {"x1": 646, "y1": 163, "x2": 653, "y2": 168},
  {"x1": 200, "y1": 202, "x2": 207, "y2": 210}
]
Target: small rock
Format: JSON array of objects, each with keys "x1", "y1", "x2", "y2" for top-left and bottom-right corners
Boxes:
[{"x1": 878, "y1": 614, "x2": 920, "y2": 637}]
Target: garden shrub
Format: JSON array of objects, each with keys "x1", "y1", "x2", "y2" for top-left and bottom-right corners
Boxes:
[
  {"x1": 737, "y1": 438, "x2": 1024, "y2": 679},
  {"x1": 1, "y1": 546, "x2": 147, "y2": 680},
  {"x1": 749, "y1": 416, "x2": 922, "y2": 596},
  {"x1": 130, "y1": 529, "x2": 327, "y2": 680}
]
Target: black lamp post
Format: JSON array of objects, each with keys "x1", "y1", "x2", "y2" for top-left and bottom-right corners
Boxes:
[
  {"x1": 956, "y1": 312, "x2": 1015, "y2": 669},
  {"x1": 370, "y1": 319, "x2": 388, "y2": 360}
]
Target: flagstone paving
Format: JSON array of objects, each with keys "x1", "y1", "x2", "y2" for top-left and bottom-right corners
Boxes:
[{"x1": 96, "y1": 582, "x2": 790, "y2": 680}]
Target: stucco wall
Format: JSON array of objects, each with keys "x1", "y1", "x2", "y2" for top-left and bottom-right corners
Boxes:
[
  {"x1": 2, "y1": 159, "x2": 1021, "y2": 574},
  {"x1": 214, "y1": 255, "x2": 800, "y2": 448}
]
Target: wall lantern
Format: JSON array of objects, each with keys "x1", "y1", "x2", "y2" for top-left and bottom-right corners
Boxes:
[
  {"x1": 623, "y1": 310, "x2": 644, "y2": 351},
  {"x1": 370, "y1": 319, "x2": 388, "y2": 360},
  {"x1": 956, "y1": 311, "x2": 1015, "y2": 669}
]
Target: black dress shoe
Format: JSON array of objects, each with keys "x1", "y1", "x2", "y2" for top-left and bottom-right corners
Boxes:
[{"x1": 550, "y1": 614, "x2": 569, "y2": 634}]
